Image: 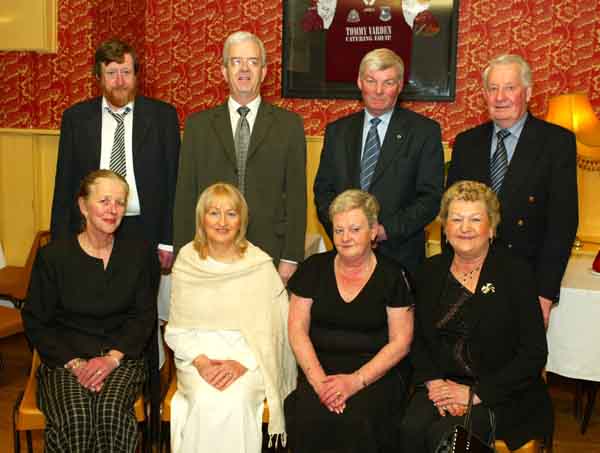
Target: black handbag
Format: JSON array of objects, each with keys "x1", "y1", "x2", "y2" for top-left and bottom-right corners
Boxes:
[{"x1": 435, "y1": 386, "x2": 496, "y2": 453}]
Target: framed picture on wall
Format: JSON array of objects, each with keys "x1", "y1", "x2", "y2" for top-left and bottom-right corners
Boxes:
[{"x1": 282, "y1": 0, "x2": 460, "y2": 101}]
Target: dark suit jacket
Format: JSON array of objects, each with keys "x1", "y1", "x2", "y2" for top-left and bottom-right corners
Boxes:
[
  {"x1": 447, "y1": 114, "x2": 578, "y2": 301},
  {"x1": 314, "y1": 107, "x2": 444, "y2": 274},
  {"x1": 50, "y1": 96, "x2": 181, "y2": 246},
  {"x1": 173, "y1": 101, "x2": 307, "y2": 264},
  {"x1": 411, "y1": 246, "x2": 553, "y2": 449}
]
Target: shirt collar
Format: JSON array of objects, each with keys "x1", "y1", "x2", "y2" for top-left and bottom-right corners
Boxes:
[
  {"x1": 102, "y1": 97, "x2": 134, "y2": 114},
  {"x1": 493, "y1": 112, "x2": 528, "y2": 138},
  {"x1": 228, "y1": 95, "x2": 261, "y2": 115},
  {"x1": 364, "y1": 108, "x2": 393, "y2": 127}
]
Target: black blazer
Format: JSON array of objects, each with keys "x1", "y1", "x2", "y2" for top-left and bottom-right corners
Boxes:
[
  {"x1": 447, "y1": 114, "x2": 578, "y2": 301},
  {"x1": 314, "y1": 107, "x2": 444, "y2": 275},
  {"x1": 411, "y1": 246, "x2": 553, "y2": 449},
  {"x1": 50, "y1": 96, "x2": 181, "y2": 246}
]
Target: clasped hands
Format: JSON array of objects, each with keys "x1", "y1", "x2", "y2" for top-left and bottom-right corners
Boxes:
[
  {"x1": 193, "y1": 354, "x2": 247, "y2": 391},
  {"x1": 313, "y1": 373, "x2": 362, "y2": 415},
  {"x1": 426, "y1": 379, "x2": 481, "y2": 417},
  {"x1": 65, "y1": 355, "x2": 119, "y2": 392}
]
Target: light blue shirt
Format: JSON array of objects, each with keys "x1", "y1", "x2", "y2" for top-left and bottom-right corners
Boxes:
[
  {"x1": 360, "y1": 109, "x2": 394, "y2": 159},
  {"x1": 490, "y1": 113, "x2": 528, "y2": 164}
]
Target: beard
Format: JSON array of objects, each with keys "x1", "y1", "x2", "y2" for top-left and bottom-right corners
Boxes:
[{"x1": 103, "y1": 84, "x2": 136, "y2": 108}]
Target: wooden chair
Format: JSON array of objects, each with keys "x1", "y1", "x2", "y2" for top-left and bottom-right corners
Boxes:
[
  {"x1": 0, "y1": 230, "x2": 51, "y2": 306},
  {"x1": 158, "y1": 349, "x2": 271, "y2": 453},
  {"x1": 12, "y1": 350, "x2": 147, "y2": 453},
  {"x1": 495, "y1": 439, "x2": 541, "y2": 452}
]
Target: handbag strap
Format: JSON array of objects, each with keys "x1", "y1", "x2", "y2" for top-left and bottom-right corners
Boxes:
[{"x1": 463, "y1": 386, "x2": 498, "y2": 449}]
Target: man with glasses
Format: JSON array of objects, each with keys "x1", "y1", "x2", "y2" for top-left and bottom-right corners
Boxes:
[
  {"x1": 173, "y1": 31, "x2": 307, "y2": 284},
  {"x1": 51, "y1": 38, "x2": 181, "y2": 272},
  {"x1": 314, "y1": 48, "x2": 443, "y2": 275}
]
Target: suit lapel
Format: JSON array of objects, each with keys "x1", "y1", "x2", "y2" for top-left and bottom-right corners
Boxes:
[
  {"x1": 86, "y1": 98, "x2": 103, "y2": 166},
  {"x1": 500, "y1": 115, "x2": 542, "y2": 205},
  {"x1": 473, "y1": 123, "x2": 494, "y2": 186},
  {"x1": 348, "y1": 112, "x2": 365, "y2": 187},
  {"x1": 369, "y1": 108, "x2": 408, "y2": 188},
  {"x1": 248, "y1": 102, "x2": 272, "y2": 160},
  {"x1": 132, "y1": 96, "x2": 151, "y2": 167},
  {"x1": 211, "y1": 103, "x2": 237, "y2": 167}
]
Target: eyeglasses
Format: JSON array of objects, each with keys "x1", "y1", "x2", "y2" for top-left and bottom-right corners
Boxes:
[
  {"x1": 104, "y1": 69, "x2": 134, "y2": 79},
  {"x1": 228, "y1": 57, "x2": 262, "y2": 68}
]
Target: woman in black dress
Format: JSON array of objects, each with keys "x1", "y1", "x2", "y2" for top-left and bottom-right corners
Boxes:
[
  {"x1": 400, "y1": 181, "x2": 552, "y2": 452},
  {"x1": 286, "y1": 189, "x2": 414, "y2": 452},
  {"x1": 23, "y1": 170, "x2": 156, "y2": 452}
]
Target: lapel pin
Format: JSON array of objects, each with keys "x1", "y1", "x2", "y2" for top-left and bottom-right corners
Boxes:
[{"x1": 396, "y1": 134, "x2": 403, "y2": 140}]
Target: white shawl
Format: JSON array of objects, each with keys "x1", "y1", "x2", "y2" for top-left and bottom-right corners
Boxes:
[{"x1": 169, "y1": 242, "x2": 297, "y2": 443}]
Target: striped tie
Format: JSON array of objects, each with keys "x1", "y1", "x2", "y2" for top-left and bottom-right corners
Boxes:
[
  {"x1": 490, "y1": 128, "x2": 510, "y2": 193},
  {"x1": 235, "y1": 106, "x2": 251, "y2": 194},
  {"x1": 360, "y1": 117, "x2": 382, "y2": 191},
  {"x1": 107, "y1": 107, "x2": 131, "y2": 177}
]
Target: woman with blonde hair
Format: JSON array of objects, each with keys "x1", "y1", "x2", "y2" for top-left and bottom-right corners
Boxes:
[{"x1": 165, "y1": 182, "x2": 296, "y2": 452}]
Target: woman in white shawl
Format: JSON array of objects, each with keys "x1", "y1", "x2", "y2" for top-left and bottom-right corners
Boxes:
[{"x1": 165, "y1": 182, "x2": 296, "y2": 453}]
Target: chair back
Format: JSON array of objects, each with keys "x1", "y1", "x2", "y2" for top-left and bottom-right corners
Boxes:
[{"x1": 17, "y1": 231, "x2": 51, "y2": 300}]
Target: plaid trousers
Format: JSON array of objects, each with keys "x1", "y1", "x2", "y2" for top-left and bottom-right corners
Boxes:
[{"x1": 38, "y1": 359, "x2": 145, "y2": 453}]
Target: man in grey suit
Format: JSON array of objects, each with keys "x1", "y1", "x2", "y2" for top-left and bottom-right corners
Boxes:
[
  {"x1": 173, "y1": 31, "x2": 307, "y2": 284},
  {"x1": 314, "y1": 48, "x2": 444, "y2": 275}
]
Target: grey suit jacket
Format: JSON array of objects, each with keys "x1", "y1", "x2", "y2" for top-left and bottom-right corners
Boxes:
[
  {"x1": 50, "y1": 96, "x2": 181, "y2": 246},
  {"x1": 314, "y1": 107, "x2": 444, "y2": 274},
  {"x1": 173, "y1": 101, "x2": 307, "y2": 264}
]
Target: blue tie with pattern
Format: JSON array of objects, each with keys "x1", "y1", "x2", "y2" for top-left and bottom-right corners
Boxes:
[
  {"x1": 360, "y1": 117, "x2": 382, "y2": 191},
  {"x1": 490, "y1": 128, "x2": 510, "y2": 193}
]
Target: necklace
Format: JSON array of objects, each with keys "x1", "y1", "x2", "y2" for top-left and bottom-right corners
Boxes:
[{"x1": 451, "y1": 263, "x2": 481, "y2": 286}]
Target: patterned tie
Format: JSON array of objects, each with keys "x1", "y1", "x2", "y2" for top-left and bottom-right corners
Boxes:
[
  {"x1": 234, "y1": 106, "x2": 251, "y2": 194},
  {"x1": 360, "y1": 117, "x2": 382, "y2": 191},
  {"x1": 490, "y1": 128, "x2": 510, "y2": 194},
  {"x1": 107, "y1": 107, "x2": 131, "y2": 177}
]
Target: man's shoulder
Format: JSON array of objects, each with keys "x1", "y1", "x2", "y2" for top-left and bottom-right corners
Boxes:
[
  {"x1": 393, "y1": 106, "x2": 441, "y2": 131},
  {"x1": 260, "y1": 101, "x2": 303, "y2": 123},
  {"x1": 455, "y1": 121, "x2": 493, "y2": 141},
  {"x1": 525, "y1": 114, "x2": 574, "y2": 139},
  {"x1": 62, "y1": 97, "x2": 101, "y2": 117},
  {"x1": 135, "y1": 95, "x2": 177, "y2": 114},
  {"x1": 325, "y1": 110, "x2": 363, "y2": 130},
  {"x1": 184, "y1": 103, "x2": 227, "y2": 125}
]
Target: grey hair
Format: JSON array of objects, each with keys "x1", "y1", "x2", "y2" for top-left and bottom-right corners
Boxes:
[
  {"x1": 482, "y1": 54, "x2": 532, "y2": 89},
  {"x1": 222, "y1": 31, "x2": 266, "y2": 67},
  {"x1": 358, "y1": 48, "x2": 404, "y2": 81}
]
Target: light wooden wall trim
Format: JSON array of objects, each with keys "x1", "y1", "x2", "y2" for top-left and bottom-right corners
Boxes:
[{"x1": 0, "y1": 0, "x2": 58, "y2": 53}]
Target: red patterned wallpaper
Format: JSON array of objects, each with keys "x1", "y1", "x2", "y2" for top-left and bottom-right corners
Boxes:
[{"x1": 1, "y1": 0, "x2": 599, "y2": 141}]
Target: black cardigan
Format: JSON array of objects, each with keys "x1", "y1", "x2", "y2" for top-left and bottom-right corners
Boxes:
[
  {"x1": 410, "y1": 245, "x2": 553, "y2": 449},
  {"x1": 23, "y1": 237, "x2": 157, "y2": 368}
]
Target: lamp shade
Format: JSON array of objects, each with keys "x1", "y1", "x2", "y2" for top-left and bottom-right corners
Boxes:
[{"x1": 545, "y1": 92, "x2": 600, "y2": 147}]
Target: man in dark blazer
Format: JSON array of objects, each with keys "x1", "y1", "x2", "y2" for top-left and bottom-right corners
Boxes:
[
  {"x1": 50, "y1": 39, "x2": 181, "y2": 271},
  {"x1": 447, "y1": 54, "x2": 578, "y2": 327},
  {"x1": 173, "y1": 31, "x2": 306, "y2": 284},
  {"x1": 314, "y1": 48, "x2": 444, "y2": 275}
]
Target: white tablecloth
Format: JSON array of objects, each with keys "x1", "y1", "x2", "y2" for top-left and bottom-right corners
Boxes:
[{"x1": 546, "y1": 253, "x2": 600, "y2": 381}]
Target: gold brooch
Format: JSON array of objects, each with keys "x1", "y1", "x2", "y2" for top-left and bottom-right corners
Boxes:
[{"x1": 481, "y1": 283, "x2": 495, "y2": 294}]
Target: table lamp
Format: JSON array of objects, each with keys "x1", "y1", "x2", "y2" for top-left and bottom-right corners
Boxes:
[{"x1": 545, "y1": 92, "x2": 600, "y2": 245}]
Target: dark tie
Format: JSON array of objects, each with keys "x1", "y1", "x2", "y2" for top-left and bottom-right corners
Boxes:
[
  {"x1": 360, "y1": 117, "x2": 382, "y2": 191},
  {"x1": 490, "y1": 128, "x2": 510, "y2": 193},
  {"x1": 235, "y1": 106, "x2": 251, "y2": 194},
  {"x1": 107, "y1": 107, "x2": 131, "y2": 177}
]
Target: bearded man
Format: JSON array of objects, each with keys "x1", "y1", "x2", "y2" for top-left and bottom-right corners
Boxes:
[{"x1": 50, "y1": 38, "x2": 180, "y2": 272}]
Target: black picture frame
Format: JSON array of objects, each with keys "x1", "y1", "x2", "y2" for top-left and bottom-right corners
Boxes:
[{"x1": 282, "y1": 0, "x2": 460, "y2": 101}]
